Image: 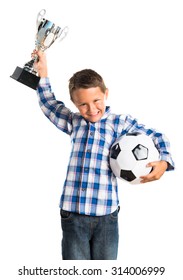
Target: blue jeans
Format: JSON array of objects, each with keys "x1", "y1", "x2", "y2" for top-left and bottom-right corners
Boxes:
[{"x1": 60, "y1": 207, "x2": 119, "y2": 260}]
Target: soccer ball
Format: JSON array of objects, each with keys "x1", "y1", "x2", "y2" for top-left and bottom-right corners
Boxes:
[{"x1": 109, "y1": 133, "x2": 160, "y2": 184}]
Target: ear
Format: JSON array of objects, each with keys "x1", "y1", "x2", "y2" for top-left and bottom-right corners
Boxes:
[{"x1": 105, "y1": 88, "x2": 109, "y2": 100}]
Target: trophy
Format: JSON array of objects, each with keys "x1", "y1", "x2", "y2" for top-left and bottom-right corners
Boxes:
[{"x1": 11, "y1": 9, "x2": 68, "y2": 90}]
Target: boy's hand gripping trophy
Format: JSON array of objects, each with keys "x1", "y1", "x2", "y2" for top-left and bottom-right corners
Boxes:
[{"x1": 11, "y1": 9, "x2": 68, "y2": 90}]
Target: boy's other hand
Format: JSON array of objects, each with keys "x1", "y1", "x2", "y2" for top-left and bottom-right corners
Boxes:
[{"x1": 140, "y1": 160, "x2": 168, "y2": 183}]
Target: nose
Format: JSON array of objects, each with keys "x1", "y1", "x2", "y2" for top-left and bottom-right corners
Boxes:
[{"x1": 88, "y1": 103, "x2": 96, "y2": 113}]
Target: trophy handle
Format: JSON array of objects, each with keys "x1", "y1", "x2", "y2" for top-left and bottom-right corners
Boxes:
[
  {"x1": 57, "y1": 26, "x2": 69, "y2": 42},
  {"x1": 37, "y1": 9, "x2": 46, "y2": 28}
]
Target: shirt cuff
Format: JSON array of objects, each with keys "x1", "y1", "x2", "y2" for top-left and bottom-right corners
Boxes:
[
  {"x1": 160, "y1": 154, "x2": 175, "y2": 171},
  {"x1": 38, "y1": 77, "x2": 50, "y2": 85}
]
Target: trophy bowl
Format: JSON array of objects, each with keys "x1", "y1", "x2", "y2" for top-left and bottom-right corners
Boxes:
[{"x1": 11, "y1": 9, "x2": 68, "y2": 90}]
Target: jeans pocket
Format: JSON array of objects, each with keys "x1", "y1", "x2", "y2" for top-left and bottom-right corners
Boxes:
[
  {"x1": 60, "y1": 209, "x2": 72, "y2": 219},
  {"x1": 110, "y1": 206, "x2": 120, "y2": 219}
]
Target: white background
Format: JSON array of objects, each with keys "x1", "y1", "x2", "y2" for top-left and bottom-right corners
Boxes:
[{"x1": 0, "y1": 0, "x2": 182, "y2": 279}]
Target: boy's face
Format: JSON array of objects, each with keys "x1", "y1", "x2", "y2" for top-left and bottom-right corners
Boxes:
[{"x1": 72, "y1": 87, "x2": 108, "y2": 123}]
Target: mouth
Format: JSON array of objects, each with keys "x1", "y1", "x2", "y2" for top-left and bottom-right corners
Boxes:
[{"x1": 88, "y1": 111, "x2": 100, "y2": 117}]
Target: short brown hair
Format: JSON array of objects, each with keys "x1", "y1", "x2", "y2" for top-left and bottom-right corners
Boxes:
[{"x1": 69, "y1": 69, "x2": 107, "y2": 100}]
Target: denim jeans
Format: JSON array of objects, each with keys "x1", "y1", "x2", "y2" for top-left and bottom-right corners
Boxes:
[{"x1": 60, "y1": 207, "x2": 119, "y2": 260}]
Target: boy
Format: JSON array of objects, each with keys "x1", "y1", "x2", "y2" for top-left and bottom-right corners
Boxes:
[{"x1": 34, "y1": 50, "x2": 174, "y2": 260}]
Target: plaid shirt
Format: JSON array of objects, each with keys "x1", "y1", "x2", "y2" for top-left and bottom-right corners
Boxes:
[{"x1": 37, "y1": 78, "x2": 174, "y2": 216}]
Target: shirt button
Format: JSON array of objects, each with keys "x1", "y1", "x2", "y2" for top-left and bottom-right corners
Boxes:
[
  {"x1": 87, "y1": 149, "x2": 91, "y2": 153},
  {"x1": 82, "y1": 188, "x2": 86, "y2": 191},
  {"x1": 84, "y1": 168, "x2": 89, "y2": 172},
  {"x1": 90, "y1": 132, "x2": 94, "y2": 136}
]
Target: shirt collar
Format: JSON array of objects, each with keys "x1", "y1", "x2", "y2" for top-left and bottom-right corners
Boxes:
[{"x1": 100, "y1": 106, "x2": 111, "y2": 120}]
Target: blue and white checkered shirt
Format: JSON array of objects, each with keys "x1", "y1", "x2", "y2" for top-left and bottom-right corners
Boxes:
[{"x1": 37, "y1": 78, "x2": 174, "y2": 216}]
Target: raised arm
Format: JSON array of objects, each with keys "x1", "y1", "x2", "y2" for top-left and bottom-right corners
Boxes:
[{"x1": 34, "y1": 50, "x2": 73, "y2": 135}]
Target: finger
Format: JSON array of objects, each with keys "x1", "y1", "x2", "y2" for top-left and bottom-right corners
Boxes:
[
  {"x1": 140, "y1": 175, "x2": 154, "y2": 183},
  {"x1": 146, "y1": 161, "x2": 159, "y2": 168},
  {"x1": 31, "y1": 50, "x2": 38, "y2": 59},
  {"x1": 140, "y1": 168, "x2": 163, "y2": 183},
  {"x1": 37, "y1": 49, "x2": 45, "y2": 57}
]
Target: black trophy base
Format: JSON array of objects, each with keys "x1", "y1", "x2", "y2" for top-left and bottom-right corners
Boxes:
[{"x1": 10, "y1": 67, "x2": 40, "y2": 90}]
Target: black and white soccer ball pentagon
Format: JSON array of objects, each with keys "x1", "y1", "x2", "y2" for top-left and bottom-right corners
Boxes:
[{"x1": 110, "y1": 133, "x2": 160, "y2": 184}]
